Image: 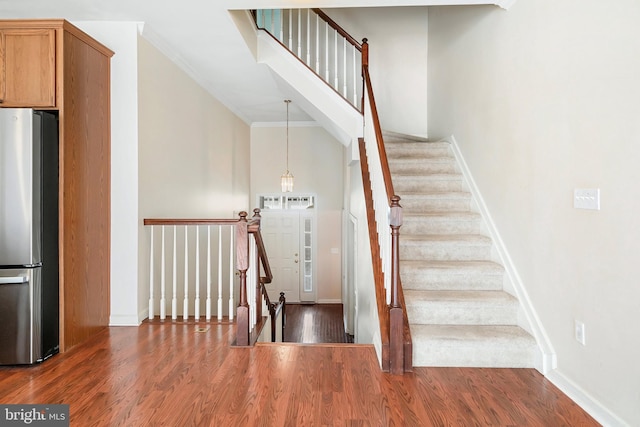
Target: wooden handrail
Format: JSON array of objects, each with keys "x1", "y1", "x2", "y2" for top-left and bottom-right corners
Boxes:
[
  {"x1": 362, "y1": 61, "x2": 395, "y2": 204},
  {"x1": 311, "y1": 8, "x2": 362, "y2": 52},
  {"x1": 143, "y1": 218, "x2": 239, "y2": 226}
]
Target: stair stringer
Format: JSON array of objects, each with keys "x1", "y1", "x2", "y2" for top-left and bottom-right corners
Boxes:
[
  {"x1": 445, "y1": 134, "x2": 557, "y2": 374},
  {"x1": 256, "y1": 31, "x2": 362, "y2": 146}
]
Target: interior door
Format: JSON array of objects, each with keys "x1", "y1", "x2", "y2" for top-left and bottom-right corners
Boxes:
[{"x1": 262, "y1": 212, "x2": 300, "y2": 302}]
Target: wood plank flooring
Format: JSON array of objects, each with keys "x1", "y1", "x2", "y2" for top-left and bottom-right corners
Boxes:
[
  {"x1": 0, "y1": 322, "x2": 599, "y2": 426},
  {"x1": 284, "y1": 304, "x2": 351, "y2": 343}
]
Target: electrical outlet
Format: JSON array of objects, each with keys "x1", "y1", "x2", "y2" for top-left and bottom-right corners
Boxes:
[
  {"x1": 574, "y1": 188, "x2": 600, "y2": 210},
  {"x1": 574, "y1": 320, "x2": 586, "y2": 345}
]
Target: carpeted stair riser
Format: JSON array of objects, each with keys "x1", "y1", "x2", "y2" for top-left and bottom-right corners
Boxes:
[
  {"x1": 404, "y1": 290, "x2": 518, "y2": 325},
  {"x1": 394, "y1": 174, "x2": 466, "y2": 193},
  {"x1": 400, "y1": 260, "x2": 505, "y2": 291},
  {"x1": 400, "y1": 235, "x2": 493, "y2": 261},
  {"x1": 410, "y1": 325, "x2": 537, "y2": 368},
  {"x1": 388, "y1": 158, "x2": 458, "y2": 175},
  {"x1": 402, "y1": 212, "x2": 484, "y2": 235},
  {"x1": 385, "y1": 142, "x2": 452, "y2": 158},
  {"x1": 399, "y1": 192, "x2": 473, "y2": 213}
]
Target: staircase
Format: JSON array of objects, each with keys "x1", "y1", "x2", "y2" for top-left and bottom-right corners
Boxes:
[{"x1": 386, "y1": 134, "x2": 538, "y2": 368}]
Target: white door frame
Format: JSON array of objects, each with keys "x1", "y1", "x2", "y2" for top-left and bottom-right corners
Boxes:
[{"x1": 257, "y1": 194, "x2": 317, "y2": 304}]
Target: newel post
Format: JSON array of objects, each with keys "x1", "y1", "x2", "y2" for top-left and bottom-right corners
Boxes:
[
  {"x1": 236, "y1": 211, "x2": 250, "y2": 346},
  {"x1": 361, "y1": 38, "x2": 369, "y2": 111},
  {"x1": 389, "y1": 195, "x2": 404, "y2": 374}
]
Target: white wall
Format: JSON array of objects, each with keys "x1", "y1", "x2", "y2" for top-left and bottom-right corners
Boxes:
[
  {"x1": 428, "y1": 2, "x2": 640, "y2": 426},
  {"x1": 324, "y1": 7, "x2": 429, "y2": 138},
  {"x1": 73, "y1": 21, "x2": 141, "y2": 326},
  {"x1": 347, "y1": 149, "x2": 382, "y2": 357},
  {"x1": 250, "y1": 124, "x2": 344, "y2": 302},
  {"x1": 137, "y1": 35, "x2": 251, "y2": 321}
]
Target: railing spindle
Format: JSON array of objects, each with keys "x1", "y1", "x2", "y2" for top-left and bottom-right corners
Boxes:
[
  {"x1": 206, "y1": 225, "x2": 212, "y2": 320},
  {"x1": 352, "y1": 45, "x2": 357, "y2": 105},
  {"x1": 334, "y1": 29, "x2": 338, "y2": 89},
  {"x1": 315, "y1": 13, "x2": 320, "y2": 73},
  {"x1": 183, "y1": 225, "x2": 189, "y2": 320},
  {"x1": 325, "y1": 21, "x2": 329, "y2": 80},
  {"x1": 172, "y1": 226, "x2": 177, "y2": 320},
  {"x1": 228, "y1": 226, "x2": 235, "y2": 320},
  {"x1": 297, "y1": 9, "x2": 302, "y2": 57},
  {"x1": 148, "y1": 226, "x2": 154, "y2": 319},
  {"x1": 343, "y1": 38, "x2": 347, "y2": 97},
  {"x1": 195, "y1": 226, "x2": 200, "y2": 320},
  {"x1": 306, "y1": 9, "x2": 311, "y2": 65},
  {"x1": 288, "y1": 9, "x2": 293, "y2": 50},
  {"x1": 160, "y1": 225, "x2": 166, "y2": 320},
  {"x1": 217, "y1": 226, "x2": 223, "y2": 321}
]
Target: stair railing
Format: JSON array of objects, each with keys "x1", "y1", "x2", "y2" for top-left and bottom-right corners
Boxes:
[
  {"x1": 253, "y1": 8, "x2": 363, "y2": 111},
  {"x1": 143, "y1": 209, "x2": 283, "y2": 346},
  {"x1": 253, "y1": 8, "x2": 410, "y2": 372}
]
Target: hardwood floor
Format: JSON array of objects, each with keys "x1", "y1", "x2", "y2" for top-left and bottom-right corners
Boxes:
[
  {"x1": 0, "y1": 322, "x2": 599, "y2": 426},
  {"x1": 284, "y1": 304, "x2": 352, "y2": 343}
]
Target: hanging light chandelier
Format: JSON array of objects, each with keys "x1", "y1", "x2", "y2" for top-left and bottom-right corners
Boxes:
[{"x1": 281, "y1": 99, "x2": 294, "y2": 192}]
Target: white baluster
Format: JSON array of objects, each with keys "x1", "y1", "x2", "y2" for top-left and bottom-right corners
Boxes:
[
  {"x1": 183, "y1": 225, "x2": 189, "y2": 320},
  {"x1": 148, "y1": 226, "x2": 154, "y2": 319},
  {"x1": 306, "y1": 10, "x2": 311, "y2": 65},
  {"x1": 343, "y1": 38, "x2": 348, "y2": 97},
  {"x1": 315, "y1": 13, "x2": 320, "y2": 73},
  {"x1": 195, "y1": 226, "x2": 200, "y2": 320},
  {"x1": 172, "y1": 225, "x2": 177, "y2": 320},
  {"x1": 325, "y1": 21, "x2": 329, "y2": 80},
  {"x1": 279, "y1": 9, "x2": 284, "y2": 42},
  {"x1": 288, "y1": 9, "x2": 293, "y2": 50},
  {"x1": 217, "y1": 226, "x2": 223, "y2": 321},
  {"x1": 334, "y1": 29, "x2": 338, "y2": 89},
  {"x1": 270, "y1": 9, "x2": 275, "y2": 36},
  {"x1": 228, "y1": 226, "x2": 235, "y2": 320},
  {"x1": 206, "y1": 225, "x2": 212, "y2": 320},
  {"x1": 160, "y1": 225, "x2": 166, "y2": 320},
  {"x1": 352, "y1": 45, "x2": 358, "y2": 105},
  {"x1": 297, "y1": 9, "x2": 302, "y2": 57}
]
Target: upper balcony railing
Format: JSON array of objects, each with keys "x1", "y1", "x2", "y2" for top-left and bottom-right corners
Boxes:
[{"x1": 254, "y1": 8, "x2": 363, "y2": 111}]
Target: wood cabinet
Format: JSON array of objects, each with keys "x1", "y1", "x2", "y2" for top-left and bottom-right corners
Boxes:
[
  {"x1": 0, "y1": 20, "x2": 114, "y2": 352},
  {"x1": 0, "y1": 28, "x2": 56, "y2": 107}
]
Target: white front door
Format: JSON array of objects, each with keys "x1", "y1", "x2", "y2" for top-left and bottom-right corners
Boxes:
[{"x1": 262, "y1": 212, "x2": 301, "y2": 302}]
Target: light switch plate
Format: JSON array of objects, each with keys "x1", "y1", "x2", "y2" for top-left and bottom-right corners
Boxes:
[{"x1": 574, "y1": 188, "x2": 600, "y2": 210}]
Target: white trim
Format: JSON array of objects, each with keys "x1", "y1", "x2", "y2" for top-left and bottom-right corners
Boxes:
[
  {"x1": 496, "y1": 0, "x2": 518, "y2": 10},
  {"x1": 446, "y1": 134, "x2": 556, "y2": 374},
  {"x1": 109, "y1": 314, "x2": 142, "y2": 326},
  {"x1": 317, "y1": 298, "x2": 342, "y2": 304},
  {"x1": 546, "y1": 370, "x2": 631, "y2": 427}
]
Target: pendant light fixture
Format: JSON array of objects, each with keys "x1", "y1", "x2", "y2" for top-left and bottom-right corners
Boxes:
[{"x1": 281, "y1": 99, "x2": 294, "y2": 192}]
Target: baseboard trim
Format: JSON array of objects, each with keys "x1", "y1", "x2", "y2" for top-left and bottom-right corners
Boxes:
[
  {"x1": 109, "y1": 314, "x2": 142, "y2": 326},
  {"x1": 447, "y1": 134, "x2": 556, "y2": 374},
  {"x1": 546, "y1": 370, "x2": 630, "y2": 427},
  {"x1": 316, "y1": 299, "x2": 342, "y2": 304}
]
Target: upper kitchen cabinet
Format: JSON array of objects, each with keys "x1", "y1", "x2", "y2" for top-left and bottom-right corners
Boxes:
[
  {"x1": 0, "y1": 27, "x2": 56, "y2": 107},
  {"x1": 0, "y1": 19, "x2": 114, "y2": 353}
]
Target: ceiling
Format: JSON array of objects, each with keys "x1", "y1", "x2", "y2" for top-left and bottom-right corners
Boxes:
[{"x1": 0, "y1": 0, "x2": 509, "y2": 124}]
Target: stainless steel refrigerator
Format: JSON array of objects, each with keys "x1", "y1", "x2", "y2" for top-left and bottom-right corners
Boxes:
[{"x1": 0, "y1": 108, "x2": 59, "y2": 365}]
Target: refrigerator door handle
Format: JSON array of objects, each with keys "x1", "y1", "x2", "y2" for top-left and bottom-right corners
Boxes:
[{"x1": 0, "y1": 276, "x2": 28, "y2": 285}]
